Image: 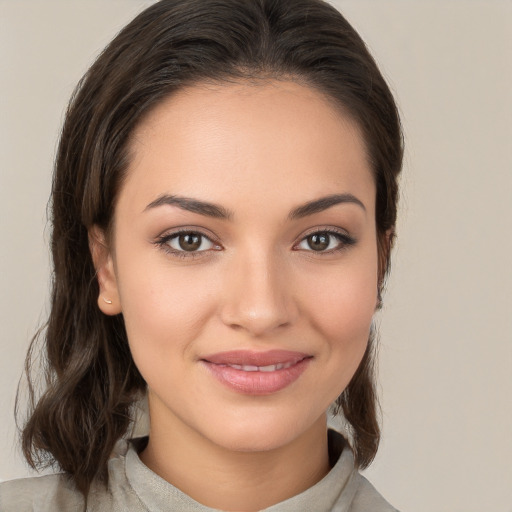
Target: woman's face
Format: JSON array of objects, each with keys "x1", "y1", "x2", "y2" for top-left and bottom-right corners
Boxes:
[{"x1": 96, "y1": 80, "x2": 379, "y2": 452}]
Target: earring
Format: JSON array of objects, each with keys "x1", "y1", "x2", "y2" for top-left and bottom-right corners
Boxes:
[{"x1": 103, "y1": 298, "x2": 113, "y2": 305}]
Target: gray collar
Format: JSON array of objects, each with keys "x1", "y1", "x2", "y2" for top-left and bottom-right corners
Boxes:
[{"x1": 124, "y1": 430, "x2": 358, "y2": 512}]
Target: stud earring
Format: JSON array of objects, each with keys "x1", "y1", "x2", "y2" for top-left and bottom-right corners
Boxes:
[{"x1": 103, "y1": 298, "x2": 113, "y2": 305}]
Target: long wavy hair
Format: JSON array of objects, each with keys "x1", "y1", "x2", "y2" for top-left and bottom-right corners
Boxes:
[{"x1": 17, "y1": 0, "x2": 403, "y2": 500}]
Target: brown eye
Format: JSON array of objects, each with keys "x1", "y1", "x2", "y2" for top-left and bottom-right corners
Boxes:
[
  {"x1": 296, "y1": 230, "x2": 355, "y2": 253},
  {"x1": 166, "y1": 231, "x2": 216, "y2": 253},
  {"x1": 178, "y1": 233, "x2": 202, "y2": 251},
  {"x1": 307, "y1": 233, "x2": 330, "y2": 251}
]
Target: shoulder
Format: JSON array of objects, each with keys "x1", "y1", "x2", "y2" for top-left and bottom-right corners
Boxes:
[
  {"x1": 0, "y1": 473, "x2": 85, "y2": 512},
  {"x1": 0, "y1": 439, "x2": 139, "y2": 512},
  {"x1": 327, "y1": 429, "x2": 399, "y2": 512},
  {"x1": 348, "y1": 472, "x2": 399, "y2": 512}
]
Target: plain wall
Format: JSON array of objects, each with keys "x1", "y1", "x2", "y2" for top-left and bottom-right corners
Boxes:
[{"x1": 1, "y1": 1, "x2": 511, "y2": 511}]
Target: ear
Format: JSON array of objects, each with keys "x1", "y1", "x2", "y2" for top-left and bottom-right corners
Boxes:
[
  {"x1": 88, "y1": 225, "x2": 122, "y2": 315},
  {"x1": 376, "y1": 228, "x2": 395, "y2": 308}
]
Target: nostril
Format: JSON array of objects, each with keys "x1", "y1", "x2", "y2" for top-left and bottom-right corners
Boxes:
[{"x1": 227, "y1": 323, "x2": 244, "y2": 331}]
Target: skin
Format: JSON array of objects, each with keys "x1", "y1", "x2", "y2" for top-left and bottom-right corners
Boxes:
[{"x1": 90, "y1": 80, "x2": 379, "y2": 511}]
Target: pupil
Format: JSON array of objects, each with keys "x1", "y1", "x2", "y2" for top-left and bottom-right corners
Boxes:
[
  {"x1": 308, "y1": 233, "x2": 329, "y2": 251},
  {"x1": 179, "y1": 233, "x2": 201, "y2": 251}
]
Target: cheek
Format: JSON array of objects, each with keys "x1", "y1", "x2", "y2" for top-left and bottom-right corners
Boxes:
[
  {"x1": 320, "y1": 280, "x2": 375, "y2": 339},
  {"x1": 114, "y1": 251, "x2": 220, "y2": 367},
  {"x1": 302, "y1": 263, "x2": 377, "y2": 339},
  {"x1": 297, "y1": 256, "x2": 378, "y2": 384}
]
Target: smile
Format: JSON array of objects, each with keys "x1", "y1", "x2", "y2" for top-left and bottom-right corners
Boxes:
[
  {"x1": 217, "y1": 362, "x2": 297, "y2": 372},
  {"x1": 201, "y1": 350, "x2": 312, "y2": 395}
]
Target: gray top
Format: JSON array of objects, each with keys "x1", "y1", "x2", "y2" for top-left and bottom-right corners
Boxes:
[{"x1": 0, "y1": 431, "x2": 398, "y2": 511}]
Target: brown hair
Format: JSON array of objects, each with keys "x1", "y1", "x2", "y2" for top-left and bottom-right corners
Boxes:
[{"x1": 18, "y1": 0, "x2": 403, "y2": 499}]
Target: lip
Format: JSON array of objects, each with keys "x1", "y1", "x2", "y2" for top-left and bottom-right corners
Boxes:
[{"x1": 200, "y1": 350, "x2": 312, "y2": 395}]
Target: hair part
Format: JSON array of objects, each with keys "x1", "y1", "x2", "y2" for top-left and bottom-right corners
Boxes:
[{"x1": 18, "y1": 0, "x2": 403, "y2": 499}]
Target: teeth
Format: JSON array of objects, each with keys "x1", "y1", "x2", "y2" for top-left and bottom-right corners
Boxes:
[
  {"x1": 226, "y1": 362, "x2": 296, "y2": 372},
  {"x1": 242, "y1": 365, "x2": 259, "y2": 372},
  {"x1": 259, "y1": 364, "x2": 279, "y2": 372}
]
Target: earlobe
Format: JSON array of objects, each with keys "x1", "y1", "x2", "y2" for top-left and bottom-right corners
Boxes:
[{"x1": 88, "y1": 225, "x2": 122, "y2": 315}]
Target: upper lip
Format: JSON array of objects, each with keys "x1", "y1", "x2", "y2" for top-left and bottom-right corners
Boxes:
[{"x1": 201, "y1": 350, "x2": 311, "y2": 367}]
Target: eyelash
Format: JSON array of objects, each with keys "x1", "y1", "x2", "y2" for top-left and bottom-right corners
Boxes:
[
  {"x1": 154, "y1": 228, "x2": 221, "y2": 259},
  {"x1": 154, "y1": 227, "x2": 356, "y2": 259},
  {"x1": 294, "y1": 228, "x2": 356, "y2": 254}
]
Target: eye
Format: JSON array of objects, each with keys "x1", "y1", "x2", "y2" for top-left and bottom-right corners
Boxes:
[
  {"x1": 156, "y1": 230, "x2": 220, "y2": 256},
  {"x1": 296, "y1": 230, "x2": 355, "y2": 253},
  {"x1": 168, "y1": 232, "x2": 214, "y2": 252}
]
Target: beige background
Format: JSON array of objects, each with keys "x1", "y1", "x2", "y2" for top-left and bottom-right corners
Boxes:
[{"x1": 1, "y1": 1, "x2": 511, "y2": 511}]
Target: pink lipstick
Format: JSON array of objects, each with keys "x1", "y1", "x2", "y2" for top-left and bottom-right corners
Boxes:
[{"x1": 201, "y1": 350, "x2": 312, "y2": 395}]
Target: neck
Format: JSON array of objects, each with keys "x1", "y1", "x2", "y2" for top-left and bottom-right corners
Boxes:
[{"x1": 139, "y1": 403, "x2": 330, "y2": 511}]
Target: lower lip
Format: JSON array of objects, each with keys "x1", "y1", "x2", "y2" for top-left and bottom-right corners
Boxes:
[{"x1": 202, "y1": 358, "x2": 311, "y2": 395}]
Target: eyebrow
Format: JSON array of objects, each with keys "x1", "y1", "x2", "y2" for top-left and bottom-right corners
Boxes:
[
  {"x1": 144, "y1": 192, "x2": 365, "y2": 220},
  {"x1": 144, "y1": 195, "x2": 234, "y2": 219},
  {"x1": 288, "y1": 193, "x2": 366, "y2": 219}
]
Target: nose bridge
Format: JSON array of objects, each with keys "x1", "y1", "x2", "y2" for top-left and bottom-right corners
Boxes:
[{"x1": 220, "y1": 244, "x2": 294, "y2": 336}]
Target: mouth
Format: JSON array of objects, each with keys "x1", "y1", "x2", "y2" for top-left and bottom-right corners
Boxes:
[
  {"x1": 214, "y1": 361, "x2": 299, "y2": 372},
  {"x1": 200, "y1": 350, "x2": 313, "y2": 395}
]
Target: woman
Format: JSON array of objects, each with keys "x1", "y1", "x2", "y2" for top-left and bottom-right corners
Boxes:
[{"x1": 0, "y1": 0, "x2": 403, "y2": 510}]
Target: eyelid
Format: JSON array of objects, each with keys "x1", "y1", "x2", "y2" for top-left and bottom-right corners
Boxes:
[
  {"x1": 293, "y1": 226, "x2": 356, "y2": 253},
  {"x1": 298, "y1": 225, "x2": 350, "y2": 239},
  {"x1": 154, "y1": 227, "x2": 223, "y2": 257},
  {"x1": 153, "y1": 225, "x2": 355, "y2": 258},
  {"x1": 156, "y1": 226, "x2": 221, "y2": 243}
]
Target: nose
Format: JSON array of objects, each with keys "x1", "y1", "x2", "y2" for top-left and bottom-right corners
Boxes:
[{"x1": 219, "y1": 250, "x2": 297, "y2": 337}]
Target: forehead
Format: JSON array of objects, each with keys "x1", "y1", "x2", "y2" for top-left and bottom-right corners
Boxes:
[{"x1": 120, "y1": 80, "x2": 375, "y2": 218}]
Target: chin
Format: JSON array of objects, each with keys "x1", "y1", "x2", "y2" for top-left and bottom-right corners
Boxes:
[{"x1": 201, "y1": 408, "x2": 325, "y2": 453}]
